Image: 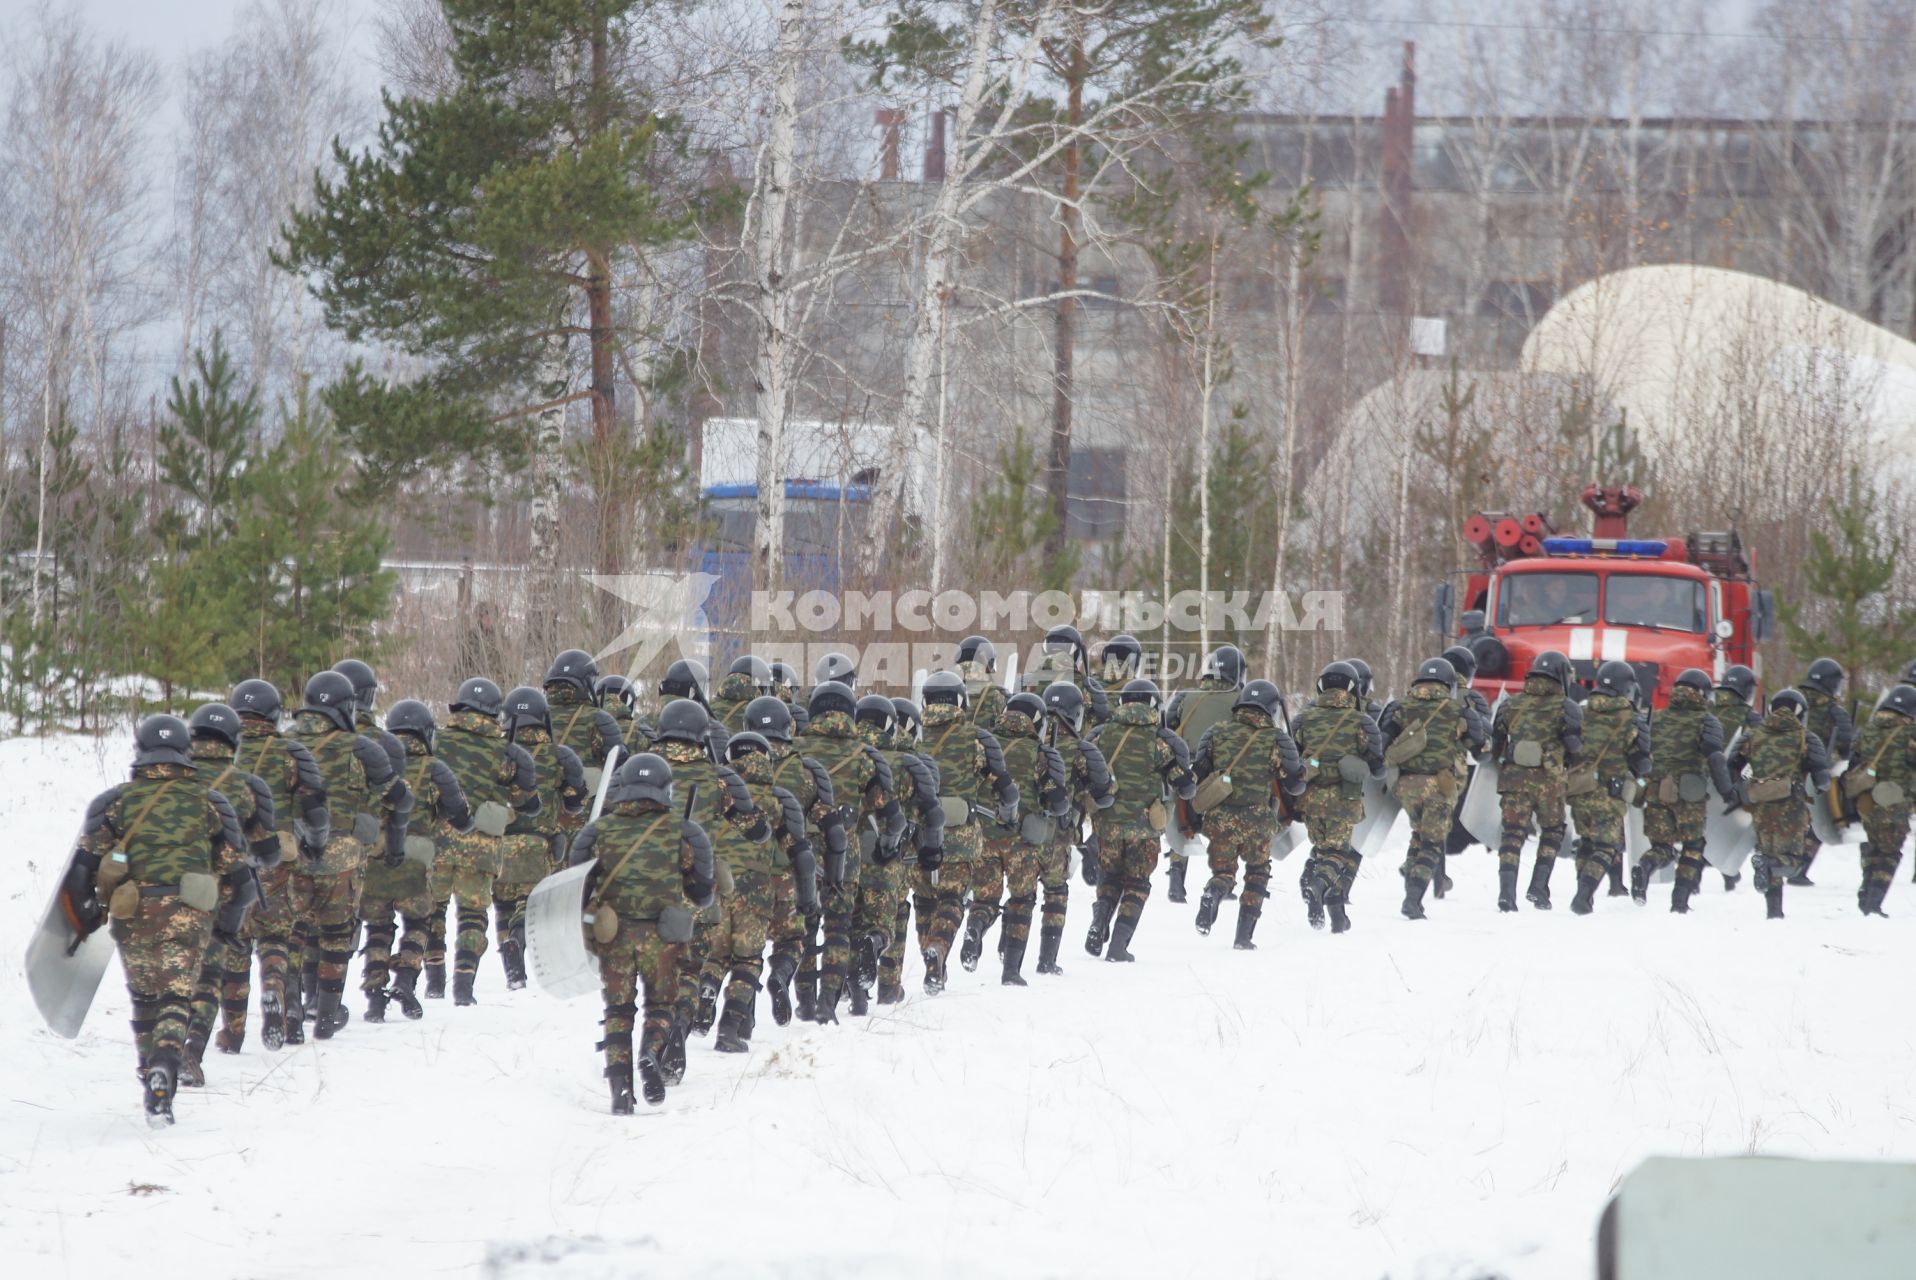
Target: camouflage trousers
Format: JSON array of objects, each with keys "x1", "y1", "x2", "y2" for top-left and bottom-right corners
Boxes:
[
  {"x1": 358, "y1": 889, "x2": 434, "y2": 992},
  {"x1": 186, "y1": 928, "x2": 254, "y2": 1056},
  {"x1": 966, "y1": 836, "x2": 1043, "y2": 949},
  {"x1": 1039, "y1": 834, "x2": 1072, "y2": 938},
  {"x1": 1395, "y1": 773, "x2": 1458, "y2": 888},
  {"x1": 1202, "y1": 803, "x2": 1277, "y2": 912},
  {"x1": 701, "y1": 868, "x2": 793, "y2": 1011},
  {"x1": 1497, "y1": 767, "x2": 1566, "y2": 868},
  {"x1": 853, "y1": 856, "x2": 907, "y2": 984},
  {"x1": 1091, "y1": 820, "x2": 1160, "y2": 933},
  {"x1": 593, "y1": 921, "x2": 683, "y2": 1073},
  {"x1": 112, "y1": 893, "x2": 214, "y2": 1071},
  {"x1": 1640, "y1": 797, "x2": 1709, "y2": 890},
  {"x1": 1860, "y1": 805, "x2": 1912, "y2": 894},
  {"x1": 433, "y1": 831, "x2": 503, "y2": 977},
  {"x1": 249, "y1": 839, "x2": 300, "y2": 1013},
  {"x1": 920, "y1": 824, "x2": 982, "y2": 962},
  {"x1": 1751, "y1": 796, "x2": 1807, "y2": 874},
  {"x1": 1567, "y1": 790, "x2": 1628, "y2": 884},
  {"x1": 1298, "y1": 784, "x2": 1363, "y2": 902},
  {"x1": 288, "y1": 854, "x2": 363, "y2": 1001},
  {"x1": 495, "y1": 834, "x2": 553, "y2": 972}
]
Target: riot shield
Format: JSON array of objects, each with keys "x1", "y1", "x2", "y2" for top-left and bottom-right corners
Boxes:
[
  {"x1": 1352, "y1": 771, "x2": 1402, "y2": 859},
  {"x1": 25, "y1": 830, "x2": 118, "y2": 1038},
  {"x1": 1703, "y1": 793, "x2": 1757, "y2": 875},
  {"x1": 1458, "y1": 756, "x2": 1503, "y2": 849},
  {"x1": 523, "y1": 861, "x2": 603, "y2": 999},
  {"x1": 590, "y1": 745, "x2": 624, "y2": 823},
  {"x1": 1809, "y1": 778, "x2": 1849, "y2": 848}
]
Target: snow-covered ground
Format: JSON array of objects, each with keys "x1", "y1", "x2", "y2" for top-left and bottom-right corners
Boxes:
[{"x1": 5, "y1": 733, "x2": 1914, "y2": 1279}]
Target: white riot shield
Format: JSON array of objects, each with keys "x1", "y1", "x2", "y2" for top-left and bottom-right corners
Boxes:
[
  {"x1": 25, "y1": 830, "x2": 118, "y2": 1038},
  {"x1": 1703, "y1": 793, "x2": 1757, "y2": 875},
  {"x1": 1625, "y1": 803, "x2": 1650, "y2": 861},
  {"x1": 1269, "y1": 819, "x2": 1306, "y2": 862},
  {"x1": 1458, "y1": 756, "x2": 1503, "y2": 849},
  {"x1": 1809, "y1": 778, "x2": 1848, "y2": 847},
  {"x1": 523, "y1": 861, "x2": 603, "y2": 999},
  {"x1": 1352, "y1": 772, "x2": 1402, "y2": 859},
  {"x1": 1166, "y1": 796, "x2": 1204, "y2": 859},
  {"x1": 590, "y1": 746, "x2": 624, "y2": 823}
]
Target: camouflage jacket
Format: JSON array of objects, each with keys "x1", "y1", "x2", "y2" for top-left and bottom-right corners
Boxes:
[
  {"x1": 546, "y1": 684, "x2": 624, "y2": 769},
  {"x1": 957, "y1": 660, "x2": 1009, "y2": 730},
  {"x1": 875, "y1": 731, "x2": 945, "y2": 864},
  {"x1": 234, "y1": 719, "x2": 329, "y2": 847},
  {"x1": 921, "y1": 703, "x2": 1017, "y2": 825},
  {"x1": 569, "y1": 800, "x2": 713, "y2": 921},
  {"x1": 1491, "y1": 676, "x2": 1583, "y2": 774},
  {"x1": 1646, "y1": 685, "x2": 1731, "y2": 796},
  {"x1": 287, "y1": 711, "x2": 412, "y2": 872},
  {"x1": 505, "y1": 726, "x2": 587, "y2": 839},
  {"x1": 723, "y1": 746, "x2": 812, "y2": 877},
  {"x1": 398, "y1": 737, "x2": 475, "y2": 838},
  {"x1": 658, "y1": 739, "x2": 772, "y2": 872},
  {"x1": 1711, "y1": 688, "x2": 1759, "y2": 732},
  {"x1": 994, "y1": 709, "x2": 1071, "y2": 822},
  {"x1": 1731, "y1": 708, "x2": 1831, "y2": 799},
  {"x1": 1086, "y1": 701, "x2": 1195, "y2": 827},
  {"x1": 710, "y1": 671, "x2": 760, "y2": 734},
  {"x1": 435, "y1": 712, "x2": 542, "y2": 825},
  {"x1": 803, "y1": 711, "x2": 906, "y2": 854},
  {"x1": 1292, "y1": 687, "x2": 1384, "y2": 795},
  {"x1": 187, "y1": 739, "x2": 280, "y2": 866},
  {"x1": 1198, "y1": 706, "x2": 1306, "y2": 803},
  {"x1": 1572, "y1": 692, "x2": 1652, "y2": 785},
  {"x1": 81, "y1": 762, "x2": 247, "y2": 886},
  {"x1": 1801, "y1": 687, "x2": 1856, "y2": 760},
  {"x1": 1379, "y1": 684, "x2": 1481, "y2": 778},
  {"x1": 1041, "y1": 722, "x2": 1115, "y2": 819},
  {"x1": 1850, "y1": 709, "x2": 1916, "y2": 796}
]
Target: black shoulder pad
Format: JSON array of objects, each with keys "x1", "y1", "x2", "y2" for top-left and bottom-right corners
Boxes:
[
  {"x1": 863, "y1": 746, "x2": 895, "y2": 796},
  {"x1": 977, "y1": 729, "x2": 1009, "y2": 782},
  {"x1": 568, "y1": 822, "x2": 600, "y2": 867},
  {"x1": 352, "y1": 733, "x2": 397, "y2": 788},
  {"x1": 801, "y1": 756, "x2": 836, "y2": 809},
  {"x1": 286, "y1": 739, "x2": 327, "y2": 801},
  {"x1": 207, "y1": 788, "x2": 247, "y2": 853},
  {"x1": 557, "y1": 744, "x2": 587, "y2": 793},
  {"x1": 505, "y1": 742, "x2": 539, "y2": 791},
  {"x1": 83, "y1": 786, "x2": 125, "y2": 840},
  {"x1": 245, "y1": 775, "x2": 277, "y2": 830}
]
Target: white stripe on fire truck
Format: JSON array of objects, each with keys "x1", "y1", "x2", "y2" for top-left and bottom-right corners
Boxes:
[
  {"x1": 1568, "y1": 628, "x2": 1595, "y2": 661},
  {"x1": 1600, "y1": 629, "x2": 1629, "y2": 662}
]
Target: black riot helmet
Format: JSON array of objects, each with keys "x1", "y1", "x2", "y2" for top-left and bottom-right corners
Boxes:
[
  {"x1": 615, "y1": 753, "x2": 673, "y2": 808},
  {"x1": 728, "y1": 655, "x2": 774, "y2": 689},
  {"x1": 302, "y1": 670, "x2": 359, "y2": 732},
  {"x1": 808, "y1": 679, "x2": 858, "y2": 721},
  {"x1": 1234, "y1": 680, "x2": 1284, "y2": 719},
  {"x1": 890, "y1": 697, "x2": 924, "y2": 742},
  {"x1": 451, "y1": 677, "x2": 504, "y2": 719},
  {"x1": 1119, "y1": 677, "x2": 1162, "y2": 709},
  {"x1": 1529, "y1": 651, "x2": 1572, "y2": 691},
  {"x1": 134, "y1": 714, "x2": 194, "y2": 769},
  {"x1": 1769, "y1": 688, "x2": 1809, "y2": 722},
  {"x1": 854, "y1": 694, "x2": 896, "y2": 735},
  {"x1": 660, "y1": 659, "x2": 710, "y2": 707},
  {"x1": 1101, "y1": 634, "x2": 1143, "y2": 679},
  {"x1": 188, "y1": 703, "x2": 243, "y2": 750},
  {"x1": 1718, "y1": 665, "x2": 1758, "y2": 706},
  {"x1": 1413, "y1": 658, "x2": 1458, "y2": 690},
  {"x1": 386, "y1": 699, "x2": 437, "y2": 749},
  {"x1": 544, "y1": 649, "x2": 600, "y2": 698},
  {"x1": 743, "y1": 695, "x2": 795, "y2": 744},
  {"x1": 1316, "y1": 661, "x2": 1360, "y2": 694},
  {"x1": 814, "y1": 652, "x2": 857, "y2": 689},
  {"x1": 1347, "y1": 658, "x2": 1374, "y2": 699},
  {"x1": 1880, "y1": 685, "x2": 1916, "y2": 719},
  {"x1": 1594, "y1": 660, "x2": 1637, "y2": 701},
  {"x1": 1043, "y1": 624, "x2": 1087, "y2": 671},
  {"x1": 331, "y1": 659, "x2": 379, "y2": 715},
  {"x1": 1204, "y1": 645, "x2": 1248, "y2": 689},
  {"x1": 655, "y1": 698, "x2": 711, "y2": 747},
  {"x1": 1902, "y1": 659, "x2": 1916, "y2": 687},
  {"x1": 955, "y1": 636, "x2": 996, "y2": 672},
  {"x1": 1673, "y1": 668, "x2": 1714, "y2": 696},
  {"x1": 1004, "y1": 691, "x2": 1047, "y2": 725},
  {"x1": 921, "y1": 671, "x2": 968, "y2": 709},
  {"x1": 725, "y1": 731, "x2": 773, "y2": 763},
  {"x1": 770, "y1": 661, "x2": 802, "y2": 693},
  {"x1": 230, "y1": 678, "x2": 283, "y2": 724},
  {"x1": 1801, "y1": 658, "x2": 1844, "y2": 699},
  {"x1": 1044, "y1": 680, "x2": 1087, "y2": 732},
  {"x1": 1440, "y1": 645, "x2": 1478, "y2": 684},
  {"x1": 504, "y1": 686, "x2": 551, "y2": 736},
  {"x1": 595, "y1": 674, "x2": 637, "y2": 710}
]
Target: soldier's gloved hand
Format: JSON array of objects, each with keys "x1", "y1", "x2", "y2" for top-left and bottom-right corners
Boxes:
[
  {"x1": 823, "y1": 847, "x2": 846, "y2": 891},
  {"x1": 1717, "y1": 783, "x2": 1738, "y2": 806},
  {"x1": 996, "y1": 799, "x2": 1018, "y2": 826}
]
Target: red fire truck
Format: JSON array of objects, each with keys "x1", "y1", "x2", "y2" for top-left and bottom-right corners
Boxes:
[{"x1": 1432, "y1": 485, "x2": 1777, "y2": 709}]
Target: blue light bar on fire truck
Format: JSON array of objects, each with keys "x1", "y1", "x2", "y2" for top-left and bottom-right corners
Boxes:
[{"x1": 1541, "y1": 537, "x2": 1669, "y2": 557}]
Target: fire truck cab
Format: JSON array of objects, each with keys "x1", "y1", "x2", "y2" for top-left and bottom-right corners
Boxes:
[{"x1": 1432, "y1": 485, "x2": 1777, "y2": 709}]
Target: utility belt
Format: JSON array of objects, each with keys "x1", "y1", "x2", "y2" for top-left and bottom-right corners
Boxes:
[{"x1": 108, "y1": 873, "x2": 221, "y2": 920}]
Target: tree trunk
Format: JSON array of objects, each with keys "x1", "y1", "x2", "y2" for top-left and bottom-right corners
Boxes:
[
  {"x1": 1044, "y1": 34, "x2": 1085, "y2": 561},
  {"x1": 1196, "y1": 235, "x2": 1219, "y2": 660},
  {"x1": 528, "y1": 334, "x2": 570, "y2": 639},
  {"x1": 752, "y1": 0, "x2": 806, "y2": 594}
]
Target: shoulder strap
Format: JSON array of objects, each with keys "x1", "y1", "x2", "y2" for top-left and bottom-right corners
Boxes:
[
  {"x1": 1863, "y1": 720, "x2": 1904, "y2": 773},
  {"x1": 586, "y1": 813, "x2": 672, "y2": 911},
  {"x1": 1220, "y1": 728, "x2": 1259, "y2": 778},
  {"x1": 118, "y1": 780, "x2": 180, "y2": 847},
  {"x1": 563, "y1": 704, "x2": 590, "y2": 745}
]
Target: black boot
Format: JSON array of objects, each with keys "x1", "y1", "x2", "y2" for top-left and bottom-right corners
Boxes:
[
  {"x1": 261, "y1": 989, "x2": 286, "y2": 1051},
  {"x1": 767, "y1": 955, "x2": 796, "y2": 1026},
  {"x1": 923, "y1": 948, "x2": 947, "y2": 995},
  {"x1": 1233, "y1": 907, "x2": 1260, "y2": 950},
  {"x1": 390, "y1": 968, "x2": 424, "y2": 1021},
  {"x1": 1670, "y1": 880, "x2": 1694, "y2": 914},
  {"x1": 856, "y1": 936, "x2": 881, "y2": 990},
  {"x1": 364, "y1": 987, "x2": 390, "y2": 1024},
  {"x1": 144, "y1": 1050, "x2": 180, "y2": 1127},
  {"x1": 1860, "y1": 880, "x2": 1889, "y2": 917},
  {"x1": 1630, "y1": 859, "x2": 1651, "y2": 903},
  {"x1": 1105, "y1": 912, "x2": 1138, "y2": 962},
  {"x1": 1497, "y1": 864, "x2": 1519, "y2": 913},
  {"x1": 1001, "y1": 937, "x2": 1029, "y2": 986},
  {"x1": 1432, "y1": 852, "x2": 1450, "y2": 900},
  {"x1": 1721, "y1": 872, "x2": 1740, "y2": 892},
  {"x1": 1167, "y1": 858, "x2": 1188, "y2": 904},
  {"x1": 692, "y1": 975, "x2": 720, "y2": 1036},
  {"x1": 301, "y1": 961, "x2": 320, "y2": 1021},
  {"x1": 1085, "y1": 898, "x2": 1115, "y2": 956},
  {"x1": 1526, "y1": 860, "x2": 1553, "y2": 910},
  {"x1": 1195, "y1": 883, "x2": 1223, "y2": 935},
  {"x1": 794, "y1": 982, "x2": 817, "y2": 1023},
  {"x1": 1401, "y1": 876, "x2": 1428, "y2": 921},
  {"x1": 313, "y1": 986, "x2": 345, "y2": 1040},
  {"x1": 1036, "y1": 925, "x2": 1064, "y2": 976},
  {"x1": 876, "y1": 980, "x2": 904, "y2": 1004},
  {"x1": 1607, "y1": 861, "x2": 1628, "y2": 896},
  {"x1": 283, "y1": 976, "x2": 307, "y2": 1044},
  {"x1": 960, "y1": 912, "x2": 988, "y2": 972},
  {"x1": 714, "y1": 997, "x2": 753, "y2": 1053},
  {"x1": 661, "y1": 1021, "x2": 688, "y2": 1086},
  {"x1": 1303, "y1": 872, "x2": 1327, "y2": 930},
  {"x1": 1765, "y1": 884, "x2": 1785, "y2": 919},
  {"x1": 502, "y1": 941, "x2": 527, "y2": 991},
  {"x1": 1787, "y1": 870, "x2": 1814, "y2": 887},
  {"x1": 179, "y1": 1038, "x2": 207, "y2": 1088},
  {"x1": 453, "y1": 972, "x2": 476, "y2": 1007},
  {"x1": 1328, "y1": 895, "x2": 1351, "y2": 934},
  {"x1": 424, "y1": 961, "x2": 447, "y2": 999},
  {"x1": 1570, "y1": 874, "x2": 1600, "y2": 915},
  {"x1": 849, "y1": 981, "x2": 870, "y2": 1015},
  {"x1": 814, "y1": 980, "x2": 841, "y2": 1023},
  {"x1": 608, "y1": 1064, "x2": 636, "y2": 1115},
  {"x1": 637, "y1": 1052, "x2": 667, "y2": 1105}
]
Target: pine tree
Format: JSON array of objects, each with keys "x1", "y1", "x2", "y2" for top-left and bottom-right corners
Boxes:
[
  {"x1": 962, "y1": 426, "x2": 1080, "y2": 592},
  {"x1": 1778, "y1": 470, "x2": 1916, "y2": 696},
  {"x1": 157, "y1": 332, "x2": 260, "y2": 543}
]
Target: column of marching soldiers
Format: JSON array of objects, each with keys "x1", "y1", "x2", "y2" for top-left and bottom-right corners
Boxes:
[{"x1": 70, "y1": 627, "x2": 1916, "y2": 1124}]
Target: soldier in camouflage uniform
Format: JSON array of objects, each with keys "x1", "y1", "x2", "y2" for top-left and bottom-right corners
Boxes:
[
  {"x1": 67, "y1": 715, "x2": 248, "y2": 1123},
  {"x1": 180, "y1": 703, "x2": 283, "y2": 1086},
  {"x1": 1850, "y1": 684, "x2": 1916, "y2": 916},
  {"x1": 595, "y1": 674, "x2": 643, "y2": 752},
  {"x1": 1098, "y1": 633, "x2": 1145, "y2": 687},
  {"x1": 1164, "y1": 644, "x2": 1248, "y2": 905},
  {"x1": 915, "y1": 672, "x2": 1017, "y2": 989},
  {"x1": 324, "y1": 660, "x2": 405, "y2": 1023},
  {"x1": 499, "y1": 685, "x2": 588, "y2": 990},
  {"x1": 367, "y1": 700, "x2": 474, "y2": 1021},
  {"x1": 1084, "y1": 678, "x2": 1195, "y2": 960},
  {"x1": 954, "y1": 635, "x2": 1009, "y2": 729},
  {"x1": 432, "y1": 678, "x2": 544, "y2": 1005},
  {"x1": 544, "y1": 648, "x2": 626, "y2": 784},
  {"x1": 1794, "y1": 658, "x2": 1855, "y2": 886},
  {"x1": 286, "y1": 670, "x2": 413, "y2": 1039},
  {"x1": 1710, "y1": 664, "x2": 1762, "y2": 891},
  {"x1": 1191, "y1": 679, "x2": 1306, "y2": 948},
  {"x1": 737, "y1": 694, "x2": 847, "y2": 1024},
  {"x1": 1729, "y1": 689, "x2": 1832, "y2": 919},
  {"x1": 1489, "y1": 651, "x2": 1583, "y2": 914},
  {"x1": 226, "y1": 679, "x2": 329, "y2": 1052},
  {"x1": 708, "y1": 731, "x2": 819, "y2": 1050},
  {"x1": 570, "y1": 753, "x2": 714, "y2": 1111},
  {"x1": 801, "y1": 681, "x2": 906, "y2": 1015},
  {"x1": 1032, "y1": 625, "x2": 1112, "y2": 726},
  {"x1": 875, "y1": 695, "x2": 946, "y2": 1002},
  {"x1": 1632, "y1": 668, "x2": 1735, "y2": 912},
  {"x1": 1562, "y1": 662, "x2": 1652, "y2": 915},
  {"x1": 652, "y1": 697, "x2": 770, "y2": 1074},
  {"x1": 1292, "y1": 662, "x2": 1385, "y2": 934},
  {"x1": 849, "y1": 696, "x2": 941, "y2": 1009},
  {"x1": 1033, "y1": 682, "x2": 1114, "y2": 975},
  {"x1": 1379, "y1": 659, "x2": 1484, "y2": 921},
  {"x1": 1437, "y1": 643, "x2": 1494, "y2": 897},
  {"x1": 711, "y1": 656, "x2": 773, "y2": 734},
  {"x1": 961, "y1": 693, "x2": 1070, "y2": 984}
]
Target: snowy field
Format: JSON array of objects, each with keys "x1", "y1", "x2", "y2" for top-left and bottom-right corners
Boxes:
[{"x1": 6, "y1": 733, "x2": 1915, "y2": 1280}]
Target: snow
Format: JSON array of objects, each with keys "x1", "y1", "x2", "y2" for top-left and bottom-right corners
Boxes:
[{"x1": 5, "y1": 733, "x2": 1915, "y2": 1280}]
